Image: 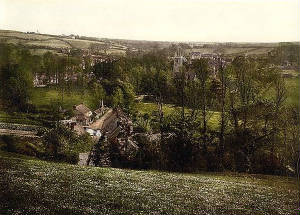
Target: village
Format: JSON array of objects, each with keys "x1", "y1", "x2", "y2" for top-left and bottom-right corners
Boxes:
[
  {"x1": 13, "y1": 45, "x2": 300, "y2": 170},
  {"x1": 59, "y1": 101, "x2": 139, "y2": 166},
  {"x1": 1, "y1": 0, "x2": 300, "y2": 213}
]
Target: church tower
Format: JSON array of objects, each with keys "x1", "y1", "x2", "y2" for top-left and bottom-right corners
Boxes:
[{"x1": 173, "y1": 48, "x2": 185, "y2": 74}]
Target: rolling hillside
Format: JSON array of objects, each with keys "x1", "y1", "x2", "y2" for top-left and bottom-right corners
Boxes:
[
  {"x1": 0, "y1": 29, "x2": 280, "y2": 57},
  {"x1": 0, "y1": 151, "x2": 299, "y2": 215},
  {"x1": 0, "y1": 30, "x2": 127, "y2": 56}
]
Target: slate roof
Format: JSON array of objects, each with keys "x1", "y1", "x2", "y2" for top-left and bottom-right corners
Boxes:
[{"x1": 74, "y1": 104, "x2": 91, "y2": 116}]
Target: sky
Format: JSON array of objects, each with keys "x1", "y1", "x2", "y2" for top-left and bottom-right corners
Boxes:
[{"x1": 0, "y1": 0, "x2": 299, "y2": 42}]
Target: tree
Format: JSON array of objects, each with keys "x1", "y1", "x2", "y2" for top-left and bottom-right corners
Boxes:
[
  {"x1": 282, "y1": 106, "x2": 300, "y2": 177},
  {"x1": 43, "y1": 52, "x2": 56, "y2": 83},
  {"x1": 216, "y1": 58, "x2": 228, "y2": 164},
  {"x1": 90, "y1": 82, "x2": 106, "y2": 109},
  {"x1": 111, "y1": 87, "x2": 124, "y2": 107},
  {"x1": 160, "y1": 112, "x2": 200, "y2": 172},
  {"x1": 173, "y1": 65, "x2": 187, "y2": 120},
  {"x1": 191, "y1": 59, "x2": 215, "y2": 149},
  {"x1": 224, "y1": 56, "x2": 288, "y2": 172},
  {"x1": 0, "y1": 46, "x2": 34, "y2": 111},
  {"x1": 93, "y1": 59, "x2": 119, "y2": 81},
  {"x1": 120, "y1": 81, "x2": 136, "y2": 112},
  {"x1": 43, "y1": 124, "x2": 93, "y2": 164}
]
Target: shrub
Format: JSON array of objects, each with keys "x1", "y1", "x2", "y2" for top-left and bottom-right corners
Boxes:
[
  {"x1": 2, "y1": 135, "x2": 17, "y2": 152},
  {"x1": 193, "y1": 155, "x2": 208, "y2": 172},
  {"x1": 251, "y1": 150, "x2": 283, "y2": 175},
  {"x1": 222, "y1": 152, "x2": 236, "y2": 171},
  {"x1": 0, "y1": 135, "x2": 44, "y2": 156},
  {"x1": 56, "y1": 151, "x2": 79, "y2": 164},
  {"x1": 15, "y1": 141, "x2": 38, "y2": 156},
  {"x1": 205, "y1": 151, "x2": 221, "y2": 172},
  {"x1": 72, "y1": 133, "x2": 94, "y2": 153},
  {"x1": 133, "y1": 133, "x2": 160, "y2": 169},
  {"x1": 160, "y1": 133, "x2": 198, "y2": 172},
  {"x1": 42, "y1": 124, "x2": 81, "y2": 164},
  {"x1": 234, "y1": 150, "x2": 248, "y2": 172},
  {"x1": 1, "y1": 135, "x2": 17, "y2": 152}
]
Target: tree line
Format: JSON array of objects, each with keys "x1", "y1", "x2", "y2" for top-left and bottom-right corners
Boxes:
[
  {"x1": 89, "y1": 48, "x2": 299, "y2": 175},
  {"x1": 0, "y1": 43, "x2": 299, "y2": 175}
]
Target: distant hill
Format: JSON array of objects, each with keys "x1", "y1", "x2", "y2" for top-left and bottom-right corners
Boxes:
[
  {"x1": 1, "y1": 29, "x2": 298, "y2": 57},
  {"x1": 0, "y1": 29, "x2": 127, "y2": 56}
]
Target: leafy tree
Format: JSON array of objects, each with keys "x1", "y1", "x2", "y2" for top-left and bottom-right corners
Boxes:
[
  {"x1": 43, "y1": 124, "x2": 93, "y2": 164},
  {"x1": 216, "y1": 59, "x2": 229, "y2": 164},
  {"x1": 0, "y1": 45, "x2": 34, "y2": 111},
  {"x1": 93, "y1": 59, "x2": 119, "y2": 81},
  {"x1": 111, "y1": 87, "x2": 124, "y2": 107},
  {"x1": 224, "y1": 57, "x2": 288, "y2": 172},
  {"x1": 160, "y1": 112, "x2": 200, "y2": 172},
  {"x1": 120, "y1": 81, "x2": 136, "y2": 112},
  {"x1": 190, "y1": 59, "x2": 215, "y2": 149},
  {"x1": 90, "y1": 82, "x2": 106, "y2": 109}
]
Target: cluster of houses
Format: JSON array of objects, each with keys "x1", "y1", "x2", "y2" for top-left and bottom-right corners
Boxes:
[
  {"x1": 60, "y1": 102, "x2": 139, "y2": 167},
  {"x1": 33, "y1": 74, "x2": 57, "y2": 87},
  {"x1": 33, "y1": 50, "x2": 119, "y2": 87},
  {"x1": 81, "y1": 53, "x2": 117, "y2": 68},
  {"x1": 172, "y1": 50, "x2": 229, "y2": 81},
  {"x1": 33, "y1": 72, "x2": 81, "y2": 87},
  {"x1": 60, "y1": 102, "x2": 133, "y2": 142},
  {"x1": 190, "y1": 52, "x2": 220, "y2": 60}
]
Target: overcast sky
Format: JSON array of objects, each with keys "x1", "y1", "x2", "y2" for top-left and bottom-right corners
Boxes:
[{"x1": 0, "y1": 0, "x2": 299, "y2": 42}]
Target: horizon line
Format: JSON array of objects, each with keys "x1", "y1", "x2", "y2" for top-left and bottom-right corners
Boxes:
[{"x1": 1, "y1": 28, "x2": 299, "y2": 44}]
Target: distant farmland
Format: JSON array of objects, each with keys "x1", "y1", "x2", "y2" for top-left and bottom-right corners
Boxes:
[
  {"x1": 0, "y1": 29, "x2": 279, "y2": 57},
  {"x1": 0, "y1": 30, "x2": 127, "y2": 55}
]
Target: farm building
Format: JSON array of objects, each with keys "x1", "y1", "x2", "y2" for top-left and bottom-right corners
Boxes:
[{"x1": 73, "y1": 104, "x2": 93, "y2": 126}]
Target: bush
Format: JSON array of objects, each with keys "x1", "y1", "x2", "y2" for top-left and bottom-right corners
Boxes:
[
  {"x1": 205, "y1": 151, "x2": 222, "y2": 172},
  {"x1": 72, "y1": 133, "x2": 94, "y2": 153},
  {"x1": 42, "y1": 124, "x2": 81, "y2": 164},
  {"x1": 160, "y1": 133, "x2": 198, "y2": 172},
  {"x1": 15, "y1": 141, "x2": 39, "y2": 156},
  {"x1": 0, "y1": 135, "x2": 43, "y2": 156},
  {"x1": 56, "y1": 151, "x2": 79, "y2": 164},
  {"x1": 1, "y1": 135, "x2": 17, "y2": 152},
  {"x1": 132, "y1": 133, "x2": 160, "y2": 169},
  {"x1": 251, "y1": 150, "x2": 283, "y2": 175},
  {"x1": 193, "y1": 155, "x2": 208, "y2": 172},
  {"x1": 222, "y1": 152, "x2": 236, "y2": 171},
  {"x1": 24, "y1": 103, "x2": 37, "y2": 113},
  {"x1": 234, "y1": 150, "x2": 248, "y2": 172}
]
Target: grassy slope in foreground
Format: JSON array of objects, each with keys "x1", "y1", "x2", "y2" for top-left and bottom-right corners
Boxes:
[{"x1": 0, "y1": 151, "x2": 299, "y2": 215}]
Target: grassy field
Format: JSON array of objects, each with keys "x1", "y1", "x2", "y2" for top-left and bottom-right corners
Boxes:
[
  {"x1": 106, "y1": 49, "x2": 126, "y2": 55},
  {"x1": 1, "y1": 76, "x2": 297, "y2": 126},
  {"x1": 0, "y1": 30, "x2": 55, "y2": 40},
  {"x1": 0, "y1": 87, "x2": 95, "y2": 125},
  {"x1": 136, "y1": 102, "x2": 176, "y2": 115},
  {"x1": 0, "y1": 111, "x2": 41, "y2": 125},
  {"x1": 29, "y1": 48, "x2": 62, "y2": 56},
  {"x1": 136, "y1": 102, "x2": 221, "y2": 129},
  {"x1": 65, "y1": 38, "x2": 105, "y2": 49},
  {"x1": 0, "y1": 30, "x2": 126, "y2": 56},
  {"x1": 31, "y1": 87, "x2": 94, "y2": 111},
  {"x1": 186, "y1": 46, "x2": 275, "y2": 56},
  {"x1": 0, "y1": 150, "x2": 299, "y2": 215},
  {"x1": 0, "y1": 30, "x2": 279, "y2": 58},
  {"x1": 25, "y1": 39, "x2": 71, "y2": 49}
]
